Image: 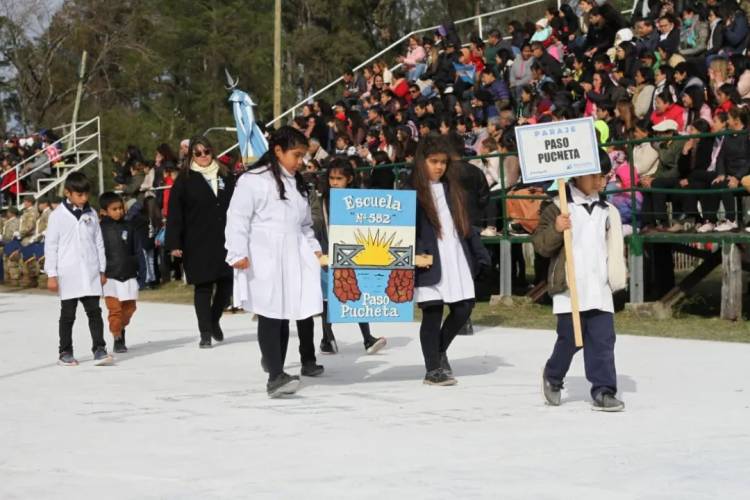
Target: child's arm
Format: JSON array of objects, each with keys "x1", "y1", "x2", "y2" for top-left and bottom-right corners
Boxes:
[
  {"x1": 165, "y1": 177, "x2": 185, "y2": 255},
  {"x1": 44, "y1": 213, "x2": 59, "y2": 291},
  {"x1": 302, "y1": 199, "x2": 322, "y2": 257},
  {"x1": 224, "y1": 175, "x2": 256, "y2": 268},
  {"x1": 94, "y1": 217, "x2": 107, "y2": 284},
  {"x1": 532, "y1": 202, "x2": 565, "y2": 258}
]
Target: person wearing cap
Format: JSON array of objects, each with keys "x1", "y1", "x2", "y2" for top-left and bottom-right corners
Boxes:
[
  {"x1": 533, "y1": 150, "x2": 627, "y2": 412},
  {"x1": 640, "y1": 118, "x2": 683, "y2": 232},
  {"x1": 530, "y1": 18, "x2": 552, "y2": 44}
]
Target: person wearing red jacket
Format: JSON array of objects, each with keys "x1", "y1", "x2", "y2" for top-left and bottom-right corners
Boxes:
[
  {"x1": 1, "y1": 159, "x2": 20, "y2": 205},
  {"x1": 650, "y1": 90, "x2": 685, "y2": 132}
]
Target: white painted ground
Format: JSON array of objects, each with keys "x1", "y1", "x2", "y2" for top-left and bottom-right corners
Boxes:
[{"x1": 0, "y1": 291, "x2": 748, "y2": 499}]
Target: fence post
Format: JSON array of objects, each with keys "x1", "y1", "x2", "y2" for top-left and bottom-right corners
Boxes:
[
  {"x1": 629, "y1": 238, "x2": 644, "y2": 304},
  {"x1": 499, "y1": 239, "x2": 512, "y2": 297},
  {"x1": 720, "y1": 242, "x2": 742, "y2": 320}
]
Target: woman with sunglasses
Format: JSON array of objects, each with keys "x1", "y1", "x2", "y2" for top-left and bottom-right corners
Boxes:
[{"x1": 165, "y1": 136, "x2": 236, "y2": 348}]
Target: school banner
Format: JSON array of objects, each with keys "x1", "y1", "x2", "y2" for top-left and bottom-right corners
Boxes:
[
  {"x1": 327, "y1": 188, "x2": 417, "y2": 323},
  {"x1": 515, "y1": 117, "x2": 601, "y2": 183}
]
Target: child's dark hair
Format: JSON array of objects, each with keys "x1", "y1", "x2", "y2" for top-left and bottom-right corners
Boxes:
[
  {"x1": 412, "y1": 135, "x2": 470, "y2": 238},
  {"x1": 370, "y1": 165, "x2": 396, "y2": 189},
  {"x1": 327, "y1": 156, "x2": 356, "y2": 182},
  {"x1": 256, "y1": 126, "x2": 309, "y2": 200},
  {"x1": 99, "y1": 191, "x2": 123, "y2": 211},
  {"x1": 64, "y1": 172, "x2": 91, "y2": 193}
]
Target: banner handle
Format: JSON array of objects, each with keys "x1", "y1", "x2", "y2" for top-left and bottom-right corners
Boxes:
[{"x1": 558, "y1": 178, "x2": 583, "y2": 347}]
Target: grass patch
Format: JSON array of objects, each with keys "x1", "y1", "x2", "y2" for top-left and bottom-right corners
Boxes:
[
  {"x1": 8, "y1": 273, "x2": 747, "y2": 343},
  {"x1": 469, "y1": 301, "x2": 750, "y2": 343}
]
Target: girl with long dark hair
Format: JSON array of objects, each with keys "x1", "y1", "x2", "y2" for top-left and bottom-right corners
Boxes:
[
  {"x1": 312, "y1": 157, "x2": 387, "y2": 355},
  {"x1": 165, "y1": 136, "x2": 235, "y2": 348},
  {"x1": 225, "y1": 126, "x2": 324, "y2": 398},
  {"x1": 412, "y1": 135, "x2": 490, "y2": 386}
]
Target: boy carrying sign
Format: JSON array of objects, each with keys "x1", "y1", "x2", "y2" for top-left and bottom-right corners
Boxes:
[{"x1": 532, "y1": 155, "x2": 627, "y2": 412}]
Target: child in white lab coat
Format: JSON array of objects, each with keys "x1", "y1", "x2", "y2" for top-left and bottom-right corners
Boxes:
[
  {"x1": 225, "y1": 126, "x2": 324, "y2": 398},
  {"x1": 45, "y1": 172, "x2": 111, "y2": 366}
]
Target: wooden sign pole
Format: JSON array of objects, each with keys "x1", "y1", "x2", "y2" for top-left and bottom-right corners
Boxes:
[{"x1": 557, "y1": 178, "x2": 583, "y2": 347}]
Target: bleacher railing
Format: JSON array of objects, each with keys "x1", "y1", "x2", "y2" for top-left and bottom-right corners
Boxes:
[{"x1": 1, "y1": 117, "x2": 103, "y2": 209}]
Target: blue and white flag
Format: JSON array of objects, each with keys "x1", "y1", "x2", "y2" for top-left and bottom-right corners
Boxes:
[{"x1": 228, "y1": 89, "x2": 268, "y2": 164}]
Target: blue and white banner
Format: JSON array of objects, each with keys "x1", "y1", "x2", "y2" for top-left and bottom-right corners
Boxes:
[{"x1": 327, "y1": 189, "x2": 416, "y2": 323}]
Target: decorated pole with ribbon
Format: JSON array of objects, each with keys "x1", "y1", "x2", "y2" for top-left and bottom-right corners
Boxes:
[{"x1": 226, "y1": 69, "x2": 268, "y2": 165}]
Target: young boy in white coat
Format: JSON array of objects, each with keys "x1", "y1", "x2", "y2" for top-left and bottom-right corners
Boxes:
[
  {"x1": 532, "y1": 155, "x2": 627, "y2": 412},
  {"x1": 45, "y1": 172, "x2": 112, "y2": 366}
]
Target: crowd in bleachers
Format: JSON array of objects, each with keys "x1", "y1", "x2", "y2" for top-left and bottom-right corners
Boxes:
[{"x1": 6, "y1": 0, "x2": 750, "y2": 297}]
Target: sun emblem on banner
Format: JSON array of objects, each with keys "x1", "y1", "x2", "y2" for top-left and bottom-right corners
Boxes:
[{"x1": 351, "y1": 229, "x2": 402, "y2": 267}]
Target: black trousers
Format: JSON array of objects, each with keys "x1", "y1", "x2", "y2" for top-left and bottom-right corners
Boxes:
[
  {"x1": 59, "y1": 296, "x2": 105, "y2": 354},
  {"x1": 418, "y1": 300, "x2": 474, "y2": 371},
  {"x1": 700, "y1": 178, "x2": 739, "y2": 223},
  {"x1": 544, "y1": 310, "x2": 617, "y2": 399},
  {"x1": 322, "y1": 302, "x2": 373, "y2": 344},
  {"x1": 683, "y1": 170, "x2": 717, "y2": 222},
  {"x1": 257, "y1": 315, "x2": 316, "y2": 380},
  {"x1": 193, "y1": 276, "x2": 232, "y2": 340},
  {"x1": 649, "y1": 177, "x2": 683, "y2": 225}
]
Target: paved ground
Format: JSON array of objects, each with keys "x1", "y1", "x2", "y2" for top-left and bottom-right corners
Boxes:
[{"x1": 0, "y1": 291, "x2": 748, "y2": 499}]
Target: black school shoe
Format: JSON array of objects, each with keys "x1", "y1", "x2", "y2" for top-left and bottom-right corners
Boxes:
[
  {"x1": 364, "y1": 336, "x2": 387, "y2": 354},
  {"x1": 93, "y1": 347, "x2": 113, "y2": 366},
  {"x1": 301, "y1": 361, "x2": 324, "y2": 377},
  {"x1": 267, "y1": 373, "x2": 301, "y2": 398},
  {"x1": 320, "y1": 337, "x2": 338, "y2": 354},
  {"x1": 199, "y1": 338, "x2": 212, "y2": 349},
  {"x1": 113, "y1": 330, "x2": 127, "y2": 353},
  {"x1": 211, "y1": 323, "x2": 224, "y2": 342},
  {"x1": 542, "y1": 372, "x2": 562, "y2": 406},
  {"x1": 592, "y1": 392, "x2": 625, "y2": 412},
  {"x1": 440, "y1": 353, "x2": 453, "y2": 378},
  {"x1": 456, "y1": 319, "x2": 474, "y2": 336},
  {"x1": 423, "y1": 368, "x2": 457, "y2": 386}
]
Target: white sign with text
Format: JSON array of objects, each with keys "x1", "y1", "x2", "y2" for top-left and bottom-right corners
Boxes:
[{"x1": 515, "y1": 117, "x2": 601, "y2": 183}]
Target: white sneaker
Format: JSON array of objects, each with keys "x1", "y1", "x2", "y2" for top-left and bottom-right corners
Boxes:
[
  {"x1": 480, "y1": 226, "x2": 498, "y2": 237},
  {"x1": 745, "y1": 226, "x2": 750, "y2": 233},
  {"x1": 714, "y1": 220, "x2": 738, "y2": 232},
  {"x1": 696, "y1": 222, "x2": 715, "y2": 233}
]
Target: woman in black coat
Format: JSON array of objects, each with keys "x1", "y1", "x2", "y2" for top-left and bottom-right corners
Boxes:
[{"x1": 165, "y1": 136, "x2": 236, "y2": 348}]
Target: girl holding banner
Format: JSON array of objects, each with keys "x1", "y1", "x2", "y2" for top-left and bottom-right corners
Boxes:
[
  {"x1": 311, "y1": 157, "x2": 387, "y2": 355},
  {"x1": 225, "y1": 127, "x2": 324, "y2": 398},
  {"x1": 412, "y1": 136, "x2": 491, "y2": 386}
]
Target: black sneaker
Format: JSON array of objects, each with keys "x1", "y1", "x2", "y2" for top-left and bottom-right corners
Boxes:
[
  {"x1": 211, "y1": 323, "x2": 224, "y2": 342},
  {"x1": 93, "y1": 347, "x2": 113, "y2": 366},
  {"x1": 58, "y1": 352, "x2": 79, "y2": 366},
  {"x1": 113, "y1": 330, "x2": 127, "y2": 353},
  {"x1": 456, "y1": 319, "x2": 474, "y2": 336},
  {"x1": 440, "y1": 352, "x2": 453, "y2": 378},
  {"x1": 364, "y1": 337, "x2": 387, "y2": 354},
  {"x1": 592, "y1": 392, "x2": 625, "y2": 412},
  {"x1": 199, "y1": 339, "x2": 212, "y2": 349},
  {"x1": 301, "y1": 361, "x2": 324, "y2": 377},
  {"x1": 423, "y1": 368, "x2": 457, "y2": 386},
  {"x1": 267, "y1": 372, "x2": 301, "y2": 398},
  {"x1": 542, "y1": 372, "x2": 562, "y2": 406},
  {"x1": 320, "y1": 337, "x2": 338, "y2": 354}
]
